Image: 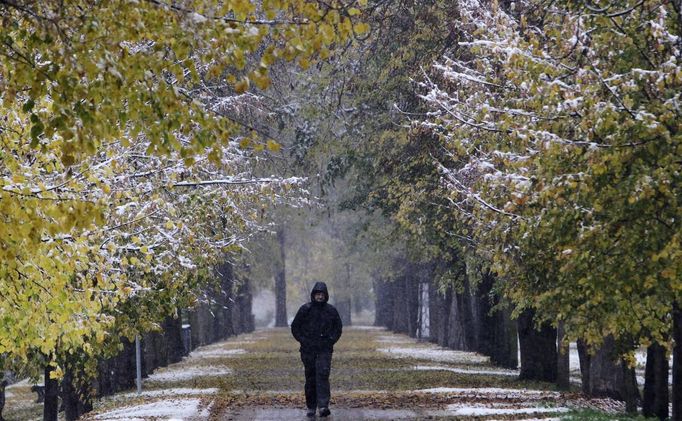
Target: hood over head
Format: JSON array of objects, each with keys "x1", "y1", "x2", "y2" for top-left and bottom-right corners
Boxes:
[{"x1": 310, "y1": 281, "x2": 329, "y2": 303}]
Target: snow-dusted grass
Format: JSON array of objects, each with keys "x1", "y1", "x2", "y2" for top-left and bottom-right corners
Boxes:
[
  {"x1": 375, "y1": 336, "x2": 414, "y2": 344},
  {"x1": 446, "y1": 403, "x2": 571, "y2": 416},
  {"x1": 188, "y1": 348, "x2": 246, "y2": 358},
  {"x1": 94, "y1": 398, "x2": 210, "y2": 420},
  {"x1": 120, "y1": 388, "x2": 218, "y2": 398},
  {"x1": 414, "y1": 364, "x2": 518, "y2": 377},
  {"x1": 378, "y1": 347, "x2": 489, "y2": 364},
  {"x1": 415, "y1": 387, "x2": 561, "y2": 398},
  {"x1": 350, "y1": 325, "x2": 385, "y2": 331},
  {"x1": 224, "y1": 340, "x2": 255, "y2": 346},
  {"x1": 146, "y1": 366, "x2": 232, "y2": 382}
]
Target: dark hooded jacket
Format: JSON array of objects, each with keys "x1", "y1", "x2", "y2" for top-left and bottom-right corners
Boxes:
[{"x1": 291, "y1": 282, "x2": 343, "y2": 353}]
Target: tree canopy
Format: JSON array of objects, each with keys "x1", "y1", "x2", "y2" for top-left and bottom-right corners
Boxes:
[
  {"x1": 0, "y1": 0, "x2": 366, "y2": 370},
  {"x1": 418, "y1": 0, "x2": 681, "y2": 350}
]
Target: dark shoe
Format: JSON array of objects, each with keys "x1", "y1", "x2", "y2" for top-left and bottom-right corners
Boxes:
[
  {"x1": 319, "y1": 407, "x2": 331, "y2": 417},
  {"x1": 306, "y1": 408, "x2": 316, "y2": 417}
]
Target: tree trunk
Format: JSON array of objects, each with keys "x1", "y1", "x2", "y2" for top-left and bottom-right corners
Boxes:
[
  {"x1": 577, "y1": 339, "x2": 591, "y2": 394},
  {"x1": 189, "y1": 305, "x2": 210, "y2": 348},
  {"x1": 447, "y1": 282, "x2": 476, "y2": 350},
  {"x1": 163, "y1": 313, "x2": 185, "y2": 365},
  {"x1": 337, "y1": 298, "x2": 352, "y2": 326},
  {"x1": 338, "y1": 263, "x2": 352, "y2": 327},
  {"x1": 96, "y1": 359, "x2": 113, "y2": 397},
  {"x1": 433, "y1": 286, "x2": 452, "y2": 347},
  {"x1": 61, "y1": 368, "x2": 78, "y2": 421},
  {"x1": 392, "y1": 275, "x2": 409, "y2": 334},
  {"x1": 43, "y1": 364, "x2": 59, "y2": 421},
  {"x1": 151, "y1": 330, "x2": 168, "y2": 370},
  {"x1": 114, "y1": 339, "x2": 137, "y2": 392},
  {"x1": 621, "y1": 362, "x2": 638, "y2": 414},
  {"x1": 672, "y1": 302, "x2": 681, "y2": 421},
  {"x1": 217, "y1": 261, "x2": 235, "y2": 340},
  {"x1": 643, "y1": 343, "x2": 669, "y2": 420},
  {"x1": 405, "y1": 275, "x2": 420, "y2": 337},
  {"x1": 588, "y1": 336, "x2": 639, "y2": 408},
  {"x1": 374, "y1": 278, "x2": 394, "y2": 328},
  {"x1": 142, "y1": 333, "x2": 155, "y2": 375},
  {"x1": 517, "y1": 309, "x2": 557, "y2": 382},
  {"x1": 588, "y1": 337, "x2": 621, "y2": 398},
  {"x1": 274, "y1": 229, "x2": 288, "y2": 327},
  {"x1": 0, "y1": 374, "x2": 7, "y2": 421},
  {"x1": 475, "y1": 272, "x2": 517, "y2": 368},
  {"x1": 235, "y1": 277, "x2": 255, "y2": 333},
  {"x1": 61, "y1": 358, "x2": 92, "y2": 421},
  {"x1": 489, "y1": 306, "x2": 518, "y2": 369},
  {"x1": 556, "y1": 322, "x2": 570, "y2": 390}
]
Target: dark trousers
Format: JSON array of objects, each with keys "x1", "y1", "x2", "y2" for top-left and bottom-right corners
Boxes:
[{"x1": 301, "y1": 351, "x2": 332, "y2": 409}]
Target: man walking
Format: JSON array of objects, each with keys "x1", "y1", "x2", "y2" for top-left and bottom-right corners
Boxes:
[{"x1": 291, "y1": 282, "x2": 343, "y2": 418}]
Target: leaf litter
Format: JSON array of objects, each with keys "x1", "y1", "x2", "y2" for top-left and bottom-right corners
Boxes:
[{"x1": 83, "y1": 326, "x2": 629, "y2": 420}]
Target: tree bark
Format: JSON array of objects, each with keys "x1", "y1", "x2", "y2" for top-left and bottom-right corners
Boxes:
[
  {"x1": 337, "y1": 298, "x2": 352, "y2": 326},
  {"x1": 577, "y1": 339, "x2": 591, "y2": 394},
  {"x1": 374, "y1": 278, "x2": 394, "y2": 329},
  {"x1": 96, "y1": 358, "x2": 113, "y2": 397},
  {"x1": 142, "y1": 333, "x2": 155, "y2": 375},
  {"x1": 163, "y1": 313, "x2": 185, "y2": 365},
  {"x1": 189, "y1": 305, "x2": 211, "y2": 348},
  {"x1": 392, "y1": 275, "x2": 409, "y2": 334},
  {"x1": 673, "y1": 302, "x2": 681, "y2": 421},
  {"x1": 0, "y1": 374, "x2": 7, "y2": 421},
  {"x1": 433, "y1": 286, "x2": 452, "y2": 347},
  {"x1": 556, "y1": 322, "x2": 570, "y2": 390},
  {"x1": 61, "y1": 367, "x2": 78, "y2": 421},
  {"x1": 114, "y1": 339, "x2": 137, "y2": 392},
  {"x1": 61, "y1": 358, "x2": 92, "y2": 421},
  {"x1": 489, "y1": 306, "x2": 518, "y2": 369},
  {"x1": 517, "y1": 309, "x2": 557, "y2": 382},
  {"x1": 338, "y1": 263, "x2": 352, "y2": 327},
  {"x1": 447, "y1": 282, "x2": 476, "y2": 350},
  {"x1": 588, "y1": 336, "x2": 639, "y2": 408},
  {"x1": 621, "y1": 361, "x2": 638, "y2": 414},
  {"x1": 220, "y1": 262, "x2": 236, "y2": 339},
  {"x1": 475, "y1": 272, "x2": 517, "y2": 368},
  {"x1": 405, "y1": 275, "x2": 420, "y2": 337},
  {"x1": 231, "y1": 277, "x2": 252, "y2": 335},
  {"x1": 43, "y1": 364, "x2": 59, "y2": 421},
  {"x1": 274, "y1": 229, "x2": 288, "y2": 327},
  {"x1": 643, "y1": 343, "x2": 669, "y2": 420}
]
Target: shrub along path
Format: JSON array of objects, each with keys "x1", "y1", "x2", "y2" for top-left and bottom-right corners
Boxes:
[{"x1": 83, "y1": 326, "x2": 625, "y2": 420}]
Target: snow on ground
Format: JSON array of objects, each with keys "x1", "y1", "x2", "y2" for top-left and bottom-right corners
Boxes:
[
  {"x1": 378, "y1": 347, "x2": 489, "y2": 364},
  {"x1": 94, "y1": 398, "x2": 210, "y2": 420},
  {"x1": 415, "y1": 387, "x2": 561, "y2": 398},
  {"x1": 120, "y1": 388, "x2": 218, "y2": 398},
  {"x1": 188, "y1": 348, "x2": 246, "y2": 358},
  {"x1": 519, "y1": 419, "x2": 562, "y2": 421},
  {"x1": 5, "y1": 378, "x2": 33, "y2": 389},
  {"x1": 375, "y1": 336, "x2": 415, "y2": 344},
  {"x1": 350, "y1": 326, "x2": 386, "y2": 331},
  {"x1": 414, "y1": 364, "x2": 519, "y2": 377},
  {"x1": 446, "y1": 403, "x2": 571, "y2": 416},
  {"x1": 146, "y1": 366, "x2": 232, "y2": 382},
  {"x1": 225, "y1": 340, "x2": 255, "y2": 345}
]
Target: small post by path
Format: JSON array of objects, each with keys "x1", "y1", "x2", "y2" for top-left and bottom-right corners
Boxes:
[{"x1": 136, "y1": 335, "x2": 142, "y2": 394}]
